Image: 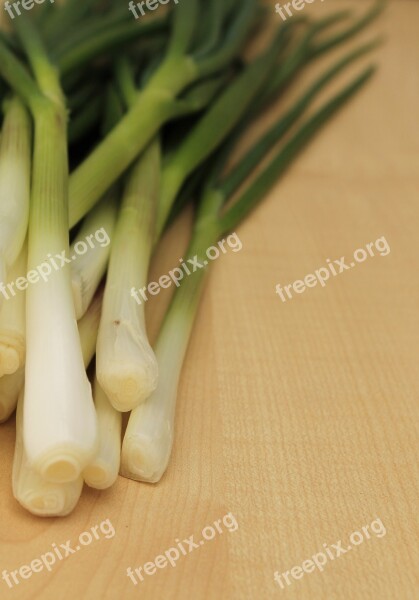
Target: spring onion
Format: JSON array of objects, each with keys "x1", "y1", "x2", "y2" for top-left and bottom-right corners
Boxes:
[
  {"x1": 12, "y1": 287, "x2": 103, "y2": 517},
  {"x1": 71, "y1": 191, "x2": 118, "y2": 320},
  {"x1": 79, "y1": 286, "x2": 122, "y2": 490},
  {"x1": 7, "y1": 16, "x2": 98, "y2": 484},
  {"x1": 0, "y1": 96, "x2": 31, "y2": 306},
  {"x1": 83, "y1": 376, "x2": 122, "y2": 490},
  {"x1": 0, "y1": 367, "x2": 24, "y2": 424},
  {"x1": 13, "y1": 390, "x2": 84, "y2": 518},
  {"x1": 96, "y1": 139, "x2": 160, "y2": 411},
  {"x1": 0, "y1": 239, "x2": 26, "y2": 377}
]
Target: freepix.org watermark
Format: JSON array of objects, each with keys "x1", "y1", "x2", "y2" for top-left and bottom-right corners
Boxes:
[
  {"x1": 0, "y1": 227, "x2": 110, "y2": 301},
  {"x1": 4, "y1": 0, "x2": 54, "y2": 20},
  {"x1": 131, "y1": 232, "x2": 242, "y2": 305},
  {"x1": 275, "y1": 236, "x2": 390, "y2": 302},
  {"x1": 275, "y1": 0, "x2": 326, "y2": 21},
  {"x1": 274, "y1": 517, "x2": 386, "y2": 591},
  {"x1": 128, "y1": 0, "x2": 179, "y2": 20},
  {"x1": 2, "y1": 519, "x2": 115, "y2": 589},
  {"x1": 126, "y1": 512, "x2": 239, "y2": 585}
]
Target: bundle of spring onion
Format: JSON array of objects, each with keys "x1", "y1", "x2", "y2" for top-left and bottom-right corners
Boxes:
[{"x1": 0, "y1": 0, "x2": 385, "y2": 515}]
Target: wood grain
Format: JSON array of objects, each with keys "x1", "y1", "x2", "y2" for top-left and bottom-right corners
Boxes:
[{"x1": 0, "y1": 1, "x2": 418, "y2": 599}]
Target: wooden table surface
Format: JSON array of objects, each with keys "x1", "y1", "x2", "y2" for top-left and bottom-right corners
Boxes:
[{"x1": 0, "y1": 1, "x2": 418, "y2": 599}]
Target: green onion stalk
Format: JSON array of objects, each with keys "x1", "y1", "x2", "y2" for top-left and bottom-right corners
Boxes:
[
  {"x1": 71, "y1": 190, "x2": 118, "y2": 320},
  {"x1": 83, "y1": 375, "x2": 122, "y2": 490},
  {"x1": 78, "y1": 285, "x2": 122, "y2": 492},
  {"x1": 13, "y1": 287, "x2": 103, "y2": 517},
  {"x1": 0, "y1": 239, "x2": 27, "y2": 377},
  {"x1": 13, "y1": 389, "x2": 84, "y2": 517},
  {"x1": 69, "y1": 85, "x2": 123, "y2": 321},
  {"x1": 79, "y1": 290, "x2": 123, "y2": 491},
  {"x1": 96, "y1": 138, "x2": 160, "y2": 412},
  {"x1": 77, "y1": 285, "x2": 103, "y2": 369},
  {"x1": 121, "y1": 61, "x2": 377, "y2": 483},
  {"x1": 0, "y1": 96, "x2": 31, "y2": 309},
  {"x1": 0, "y1": 368, "x2": 24, "y2": 424},
  {"x1": 0, "y1": 17, "x2": 98, "y2": 484},
  {"x1": 92, "y1": 68, "x2": 161, "y2": 414}
]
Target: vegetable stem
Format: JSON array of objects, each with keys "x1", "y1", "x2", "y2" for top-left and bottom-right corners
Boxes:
[
  {"x1": 121, "y1": 213, "x2": 220, "y2": 482},
  {"x1": 96, "y1": 139, "x2": 160, "y2": 411},
  {"x1": 14, "y1": 18, "x2": 98, "y2": 484},
  {"x1": 0, "y1": 96, "x2": 31, "y2": 304}
]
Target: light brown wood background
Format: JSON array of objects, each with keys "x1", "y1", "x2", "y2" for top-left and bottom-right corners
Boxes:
[{"x1": 0, "y1": 1, "x2": 418, "y2": 598}]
